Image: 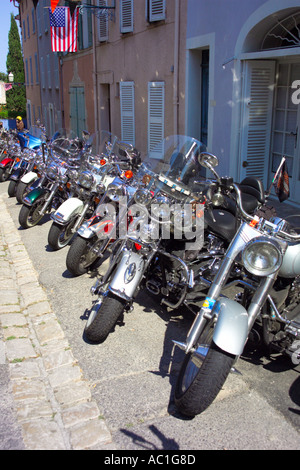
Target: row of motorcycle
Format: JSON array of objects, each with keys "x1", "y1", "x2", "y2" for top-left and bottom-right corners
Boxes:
[{"x1": 1, "y1": 126, "x2": 300, "y2": 418}]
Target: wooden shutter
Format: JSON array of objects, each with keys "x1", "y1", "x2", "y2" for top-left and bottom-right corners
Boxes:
[
  {"x1": 120, "y1": 81, "x2": 135, "y2": 145},
  {"x1": 98, "y1": 0, "x2": 108, "y2": 42},
  {"x1": 240, "y1": 60, "x2": 275, "y2": 186},
  {"x1": 148, "y1": 81, "x2": 165, "y2": 156},
  {"x1": 148, "y1": 0, "x2": 165, "y2": 22},
  {"x1": 120, "y1": 0, "x2": 133, "y2": 33}
]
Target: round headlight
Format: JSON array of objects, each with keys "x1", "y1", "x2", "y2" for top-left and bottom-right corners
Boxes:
[
  {"x1": 242, "y1": 237, "x2": 282, "y2": 276},
  {"x1": 47, "y1": 166, "x2": 58, "y2": 179},
  {"x1": 68, "y1": 169, "x2": 78, "y2": 180},
  {"x1": 134, "y1": 189, "x2": 153, "y2": 205},
  {"x1": 79, "y1": 170, "x2": 94, "y2": 189},
  {"x1": 107, "y1": 183, "x2": 124, "y2": 201}
]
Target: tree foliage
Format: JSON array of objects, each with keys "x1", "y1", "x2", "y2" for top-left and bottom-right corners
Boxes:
[{"x1": 6, "y1": 13, "x2": 26, "y2": 118}]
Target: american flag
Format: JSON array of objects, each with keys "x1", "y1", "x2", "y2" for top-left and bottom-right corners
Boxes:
[{"x1": 49, "y1": 7, "x2": 79, "y2": 53}]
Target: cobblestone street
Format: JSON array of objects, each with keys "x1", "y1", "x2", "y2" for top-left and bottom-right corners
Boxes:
[{"x1": 0, "y1": 194, "x2": 112, "y2": 450}]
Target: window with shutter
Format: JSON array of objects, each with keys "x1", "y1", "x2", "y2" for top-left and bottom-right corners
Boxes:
[
  {"x1": 120, "y1": 81, "x2": 135, "y2": 145},
  {"x1": 148, "y1": 0, "x2": 165, "y2": 22},
  {"x1": 148, "y1": 81, "x2": 165, "y2": 157},
  {"x1": 120, "y1": 0, "x2": 133, "y2": 33},
  {"x1": 98, "y1": 0, "x2": 108, "y2": 42}
]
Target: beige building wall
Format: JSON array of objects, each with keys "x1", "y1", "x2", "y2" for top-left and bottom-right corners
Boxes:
[
  {"x1": 62, "y1": 0, "x2": 187, "y2": 156},
  {"x1": 18, "y1": 0, "x2": 42, "y2": 126}
]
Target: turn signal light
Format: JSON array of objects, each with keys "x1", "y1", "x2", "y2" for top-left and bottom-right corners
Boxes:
[{"x1": 124, "y1": 170, "x2": 133, "y2": 179}]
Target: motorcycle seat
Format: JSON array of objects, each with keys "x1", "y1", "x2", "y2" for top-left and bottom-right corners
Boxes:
[
  {"x1": 224, "y1": 192, "x2": 258, "y2": 215},
  {"x1": 205, "y1": 209, "x2": 237, "y2": 241},
  {"x1": 239, "y1": 177, "x2": 265, "y2": 204}
]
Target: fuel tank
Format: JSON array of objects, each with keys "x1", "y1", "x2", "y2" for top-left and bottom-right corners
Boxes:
[{"x1": 279, "y1": 243, "x2": 300, "y2": 278}]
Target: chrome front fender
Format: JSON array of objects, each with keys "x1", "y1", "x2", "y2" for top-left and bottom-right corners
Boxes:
[{"x1": 213, "y1": 297, "x2": 249, "y2": 356}]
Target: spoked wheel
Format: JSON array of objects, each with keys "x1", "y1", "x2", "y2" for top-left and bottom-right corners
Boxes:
[
  {"x1": 66, "y1": 235, "x2": 108, "y2": 276},
  {"x1": 84, "y1": 293, "x2": 125, "y2": 343},
  {"x1": 48, "y1": 220, "x2": 76, "y2": 251},
  {"x1": 18, "y1": 197, "x2": 45, "y2": 228},
  {"x1": 174, "y1": 319, "x2": 236, "y2": 417}
]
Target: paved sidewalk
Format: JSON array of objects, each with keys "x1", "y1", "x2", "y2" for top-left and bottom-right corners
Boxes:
[{"x1": 0, "y1": 194, "x2": 114, "y2": 450}]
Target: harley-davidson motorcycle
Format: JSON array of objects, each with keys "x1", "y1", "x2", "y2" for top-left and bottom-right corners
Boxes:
[
  {"x1": 82, "y1": 135, "x2": 270, "y2": 344},
  {"x1": 7, "y1": 126, "x2": 46, "y2": 197},
  {"x1": 15, "y1": 129, "x2": 78, "y2": 204},
  {"x1": 173, "y1": 153, "x2": 300, "y2": 417},
  {"x1": 18, "y1": 130, "x2": 84, "y2": 229},
  {"x1": 0, "y1": 129, "x2": 29, "y2": 182},
  {"x1": 65, "y1": 133, "x2": 141, "y2": 274}
]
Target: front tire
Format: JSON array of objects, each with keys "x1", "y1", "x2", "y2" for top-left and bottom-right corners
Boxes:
[
  {"x1": 48, "y1": 220, "x2": 76, "y2": 251},
  {"x1": 84, "y1": 293, "x2": 125, "y2": 343},
  {"x1": 8, "y1": 179, "x2": 17, "y2": 197},
  {"x1": 66, "y1": 235, "x2": 105, "y2": 276},
  {"x1": 16, "y1": 181, "x2": 31, "y2": 204},
  {"x1": 0, "y1": 166, "x2": 11, "y2": 182},
  {"x1": 174, "y1": 319, "x2": 236, "y2": 417},
  {"x1": 18, "y1": 197, "x2": 45, "y2": 228}
]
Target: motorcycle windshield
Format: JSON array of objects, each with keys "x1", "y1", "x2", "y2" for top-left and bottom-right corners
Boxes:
[
  {"x1": 49, "y1": 129, "x2": 81, "y2": 166},
  {"x1": 139, "y1": 135, "x2": 206, "y2": 198},
  {"x1": 83, "y1": 130, "x2": 137, "y2": 175},
  {"x1": 88, "y1": 130, "x2": 133, "y2": 162}
]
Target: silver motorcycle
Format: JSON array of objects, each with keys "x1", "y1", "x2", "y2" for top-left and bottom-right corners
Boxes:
[
  {"x1": 83, "y1": 135, "x2": 270, "y2": 344},
  {"x1": 174, "y1": 152, "x2": 300, "y2": 417}
]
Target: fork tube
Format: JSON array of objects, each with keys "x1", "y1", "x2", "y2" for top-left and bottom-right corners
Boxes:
[
  {"x1": 73, "y1": 202, "x2": 89, "y2": 232},
  {"x1": 246, "y1": 274, "x2": 277, "y2": 331},
  {"x1": 185, "y1": 255, "x2": 233, "y2": 352},
  {"x1": 39, "y1": 183, "x2": 58, "y2": 214}
]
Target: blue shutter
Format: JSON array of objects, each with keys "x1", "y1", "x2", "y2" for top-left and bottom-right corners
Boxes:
[
  {"x1": 148, "y1": 81, "x2": 165, "y2": 157},
  {"x1": 120, "y1": 81, "x2": 135, "y2": 145},
  {"x1": 149, "y1": 0, "x2": 165, "y2": 22},
  {"x1": 98, "y1": 0, "x2": 108, "y2": 42},
  {"x1": 120, "y1": 0, "x2": 133, "y2": 33}
]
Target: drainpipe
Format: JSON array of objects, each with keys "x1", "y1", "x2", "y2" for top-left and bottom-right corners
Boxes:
[
  {"x1": 92, "y1": 0, "x2": 99, "y2": 134},
  {"x1": 173, "y1": 0, "x2": 180, "y2": 136},
  {"x1": 59, "y1": 53, "x2": 65, "y2": 129}
]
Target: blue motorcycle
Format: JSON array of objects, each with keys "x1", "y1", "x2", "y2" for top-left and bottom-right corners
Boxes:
[{"x1": 7, "y1": 126, "x2": 46, "y2": 197}]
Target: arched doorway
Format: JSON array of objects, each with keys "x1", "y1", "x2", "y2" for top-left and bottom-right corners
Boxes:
[{"x1": 237, "y1": 9, "x2": 300, "y2": 205}]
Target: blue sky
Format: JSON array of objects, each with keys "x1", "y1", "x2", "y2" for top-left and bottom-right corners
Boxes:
[{"x1": 0, "y1": 1, "x2": 20, "y2": 74}]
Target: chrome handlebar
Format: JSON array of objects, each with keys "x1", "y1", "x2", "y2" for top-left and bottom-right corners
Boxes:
[{"x1": 232, "y1": 183, "x2": 300, "y2": 242}]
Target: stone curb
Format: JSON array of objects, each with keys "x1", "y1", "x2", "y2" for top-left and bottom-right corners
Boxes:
[{"x1": 0, "y1": 195, "x2": 113, "y2": 450}]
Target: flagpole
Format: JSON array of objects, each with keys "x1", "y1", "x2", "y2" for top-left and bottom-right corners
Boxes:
[{"x1": 267, "y1": 156, "x2": 286, "y2": 196}]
